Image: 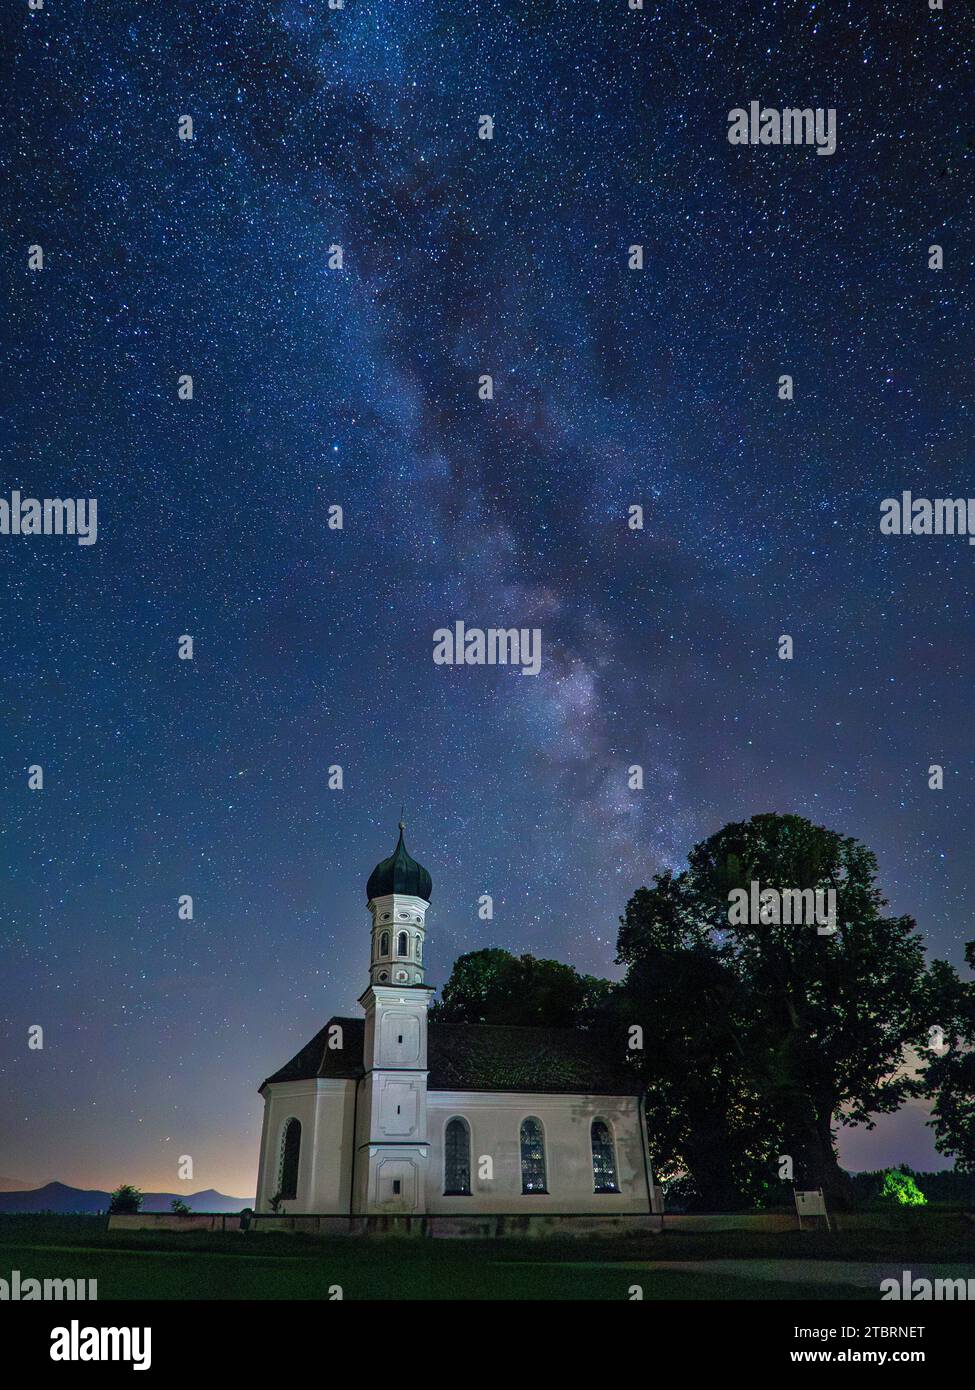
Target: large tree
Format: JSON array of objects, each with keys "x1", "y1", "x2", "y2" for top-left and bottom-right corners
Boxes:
[
  {"x1": 430, "y1": 947, "x2": 612, "y2": 1027},
  {"x1": 916, "y1": 942, "x2": 975, "y2": 1171},
  {"x1": 618, "y1": 814, "x2": 931, "y2": 1211},
  {"x1": 614, "y1": 883, "x2": 774, "y2": 1209}
]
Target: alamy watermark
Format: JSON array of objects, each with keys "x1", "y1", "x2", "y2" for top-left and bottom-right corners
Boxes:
[
  {"x1": 50, "y1": 1321, "x2": 151, "y2": 1371},
  {"x1": 1, "y1": 1269, "x2": 97, "y2": 1300},
  {"x1": 881, "y1": 1270, "x2": 975, "y2": 1300},
  {"x1": 433, "y1": 621, "x2": 541, "y2": 676},
  {"x1": 728, "y1": 103, "x2": 836, "y2": 156},
  {"x1": 880, "y1": 493, "x2": 975, "y2": 547},
  {"x1": 0, "y1": 491, "x2": 98, "y2": 545},
  {"x1": 728, "y1": 881, "x2": 837, "y2": 935}
]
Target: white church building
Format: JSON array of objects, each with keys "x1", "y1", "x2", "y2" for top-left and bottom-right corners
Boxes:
[{"x1": 255, "y1": 827, "x2": 658, "y2": 1227}]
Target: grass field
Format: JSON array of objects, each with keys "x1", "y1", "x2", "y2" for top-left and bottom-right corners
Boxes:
[{"x1": 1, "y1": 1212, "x2": 971, "y2": 1300}]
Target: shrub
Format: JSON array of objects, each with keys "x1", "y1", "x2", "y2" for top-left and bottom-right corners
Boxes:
[
  {"x1": 108, "y1": 1184, "x2": 143, "y2": 1215},
  {"x1": 879, "y1": 1170, "x2": 927, "y2": 1206}
]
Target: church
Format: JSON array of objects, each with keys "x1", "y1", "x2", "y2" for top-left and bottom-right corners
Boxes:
[{"x1": 255, "y1": 827, "x2": 658, "y2": 1224}]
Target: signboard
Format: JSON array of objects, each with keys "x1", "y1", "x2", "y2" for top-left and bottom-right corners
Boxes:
[{"x1": 794, "y1": 1188, "x2": 831, "y2": 1230}]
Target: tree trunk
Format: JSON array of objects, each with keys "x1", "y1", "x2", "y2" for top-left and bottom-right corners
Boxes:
[
  {"x1": 780, "y1": 1093, "x2": 855, "y2": 1211},
  {"x1": 684, "y1": 1114, "x2": 751, "y2": 1211}
]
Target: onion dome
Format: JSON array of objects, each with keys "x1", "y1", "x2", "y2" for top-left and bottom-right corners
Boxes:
[{"x1": 366, "y1": 823, "x2": 432, "y2": 903}]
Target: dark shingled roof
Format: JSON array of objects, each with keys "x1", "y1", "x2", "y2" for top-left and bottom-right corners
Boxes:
[{"x1": 262, "y1": 1016, "x2": 641, "y2": 1095}]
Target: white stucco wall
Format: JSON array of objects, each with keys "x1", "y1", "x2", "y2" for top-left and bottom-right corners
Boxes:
[
  {"x1": 258, "y1": 1080, "x2": 653, "y2": 1216},
  {"x1": 256, "y1": 1078, "x2": 356, "y2": 1214},
  {"x1": 424, "y1": 1092, "x2": 652, "y2": 1214}
]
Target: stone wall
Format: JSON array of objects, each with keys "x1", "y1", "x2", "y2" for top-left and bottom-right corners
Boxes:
[
  {"x1": 106, "y1": 1209, "x2": 884, "y2": 1238},
  {"x1": 107, "y1": 1213, "x2": 244, "y2": 1233}
]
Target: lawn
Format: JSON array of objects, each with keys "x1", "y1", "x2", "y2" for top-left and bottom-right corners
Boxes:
[{"x1": 0, "y1": 1212, "x2": 970, "y2": 1300}]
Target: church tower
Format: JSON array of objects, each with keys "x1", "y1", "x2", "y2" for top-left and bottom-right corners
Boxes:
[
  {"x1": 365, "y1": 822, "x2": 431, "y2": 988},
  {"x1": 354, "y1": 823, "x2": 434, "y2": 1215}
]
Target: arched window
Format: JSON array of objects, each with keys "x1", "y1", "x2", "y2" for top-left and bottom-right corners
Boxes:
[
  {"x1": 444, "y1": 1117, "x2": 471, "y2": 1195},
  {"x1": 591, "y1": 1119, "x2": 619, "y2": 1193},
  {"x1": 520, "y1": 1117, "x2": 547, "y2": 1194},
  {"x1": 397, "y1": 931, "x2": 408, "y2": 957},
  {"x1": 415, "y1": 936, "x2": 422, "y2": 962},
  {"x1": 278, "y1": 1118, "x2": 301, "y2": 1201},
  {"x1": 379, "y1": 931, "x2": 390, "y2": 957}
]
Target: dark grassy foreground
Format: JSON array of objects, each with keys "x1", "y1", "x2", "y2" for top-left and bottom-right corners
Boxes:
[{"x1": 0, "y1": 1212, "x2": 971, "y2": 1300}]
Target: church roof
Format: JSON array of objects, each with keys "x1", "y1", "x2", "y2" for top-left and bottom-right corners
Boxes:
[
  {"x1": 366, "y1": 825, "x2": 432, "y2": 903},
  {"x1": 262, "y1": 1016, "x2": 641, "y2": 1096}
]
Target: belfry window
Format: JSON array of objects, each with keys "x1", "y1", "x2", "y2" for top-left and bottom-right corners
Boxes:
[
  {"x1": 415, "y1": 936, "x2": 422, "y2": 962},
  {"x1": 279, "y1": 1118, "x2": 301, "y2": 1202},
  {"x1": 444, "y1": 1117, "x2": 471, "y2": 1195},
  {"x1": 591, "y1": 1119, "x2": 619, "y2": 1193},
  {"x1": 520, "y1": 1117, "x2": 547, "y2": 1194},
  {"x1": 397, "y1": 931, "x2": 408, "y2": 957},
  {"x1": 379, "y1": 931, "x2": 390, "y2": 957}
]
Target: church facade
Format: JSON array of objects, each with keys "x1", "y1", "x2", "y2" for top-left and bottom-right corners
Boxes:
[{"x1": 255, "y1": 828, "x2": 657, "y2": 1219}]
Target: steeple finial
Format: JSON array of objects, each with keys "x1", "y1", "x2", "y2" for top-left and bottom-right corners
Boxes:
[{"x1": 399, "y1": 805, "x2": 405, "y2": 832}]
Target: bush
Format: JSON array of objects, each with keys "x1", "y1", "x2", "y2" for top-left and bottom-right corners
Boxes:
[
  {"x1": 879, "y1": 1170, "x2": 927, "y2": 1206},
  {"x1": 851, "y1": 1167, "x2": 974, "y2": 1207},
  {"x1": 108, "y1": 1184, "x2": 143, "y2": 1215},
  {"x1": 170, "y1": 1199, "x2": 192, "y2": 1216}
]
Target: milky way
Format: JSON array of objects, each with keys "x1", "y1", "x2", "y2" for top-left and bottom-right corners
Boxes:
[{"x1": 2, "y1": 0, "x2": 973, "y2": 1193}]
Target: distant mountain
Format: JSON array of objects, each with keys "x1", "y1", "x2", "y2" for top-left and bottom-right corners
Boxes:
[
  {"x1": 0, "y1": 1182, "x2": 253, "y2": 1215},
  {"x1": 0, "y1": 1177, "x2": 38, "y2": 1192}
]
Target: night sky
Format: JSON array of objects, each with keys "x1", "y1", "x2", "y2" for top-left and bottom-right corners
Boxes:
[{"x1": 2, "y1": 0, "x2": 973, "y2": 1198}]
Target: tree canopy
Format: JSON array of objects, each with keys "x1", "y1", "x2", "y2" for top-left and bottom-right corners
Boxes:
[
  {"x1": 915, "y1": 941, "x2": 975, "y2": 1171},
  {"x1": 616, "y1": 814, "x2": 931, "y2": 1210},
  {"x1": 430, "y1": 947, "x2": 611, "y2": 1028}
]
